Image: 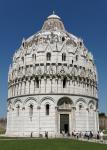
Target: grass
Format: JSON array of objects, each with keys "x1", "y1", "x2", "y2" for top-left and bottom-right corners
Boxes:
[{"x1": 0, "y1": 138, "x2": 107, "y2": 150}]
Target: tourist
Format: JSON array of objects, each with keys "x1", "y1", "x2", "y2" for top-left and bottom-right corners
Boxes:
[{"x1": 100, "y1": 131, "x2": 104, "y2": 142}]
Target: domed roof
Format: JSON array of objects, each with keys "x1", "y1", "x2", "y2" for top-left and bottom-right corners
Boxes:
[
  {"x1": 8, "y1": 13, "x2": 98, "y2": 100},
  {"x1": 42, "y1": 12, "x2": 65, "y2": 31},
  {"x1": 47, "y1": 12, "x2": 61, "y2": 19}
]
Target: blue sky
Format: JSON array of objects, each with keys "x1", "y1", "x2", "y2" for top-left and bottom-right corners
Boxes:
[{"x1": 0, "y1": 0, "x2": 107, "y2": 117}]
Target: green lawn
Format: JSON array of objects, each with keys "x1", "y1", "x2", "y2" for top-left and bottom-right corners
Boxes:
[{"x1": 0, "y1": 138, "x2": 107, "y2": 150}]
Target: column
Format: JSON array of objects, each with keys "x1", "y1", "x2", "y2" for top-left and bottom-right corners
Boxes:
[
  {"x1": 41, "y1": 78, "x2": 45, "y2": 93},
  {"x1": 20, "y1": 81, "x2": 22, "y2": 95},
  {"x1": 13, "y1": 83, "x2": 15, "y2": 97},
  {"x1": 18, "y1": 81, "x2": 21, "y2": 96},
  {"x1": 21, "y1": 81, "x2": 25, "y2": 95},
  {"x1": 46, "y1": 78, "x2": 51, "y2": 93},
  {"x1": 94, "y1": 110, "x2": 99, "y2": 133},
  {"x1": 24, "y1": 81, "x2": 26, "y2": 95},
  {"x1": 58, "y1": 78, "x2": 62, "y2": 93},
  {"x1": 72, "y1": 107, "x2": 76, "y2": 132},
  {"x1": 86, "y1": 108, "x2": 89, "y2": 131},
  {"x1": 55, "y1": 106, "x2": 58, "y2": 136},
  {"x1": 44, "y1": 77, "x2": 46, "y2": 93},
  {"x1": 16, "y1": 82, "x2": 19, "y2": 96},
  {"x1": 52, "y1": 78, "x2": 57, "y2": 93},
  {"x1": 33, "y1": 78, "x2": 35, "y2": 94},
  {"x1": 39, "y1": 78, "x2": 41, "y2": 94},
  {"x1": 37, "y1": 105, "x2": 41, "y2": 136},
  {"x1": 25, "y1": 80, "x2": 29, "y2": 94},
  {"x1": 30, "y1": 79, "x2": 34, "y2": 94}
]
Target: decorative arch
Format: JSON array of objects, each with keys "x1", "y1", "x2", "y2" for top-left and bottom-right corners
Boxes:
[
  {"x1": 88, "y1": 100, "x2": 96, "y2": 111},
  {"x1": 24, "y1": 97, "x2": 37, "y2": 105},
  {"x1": 7, "y1": 101, "x2": 12, "y2": 111},
  {"x1": 76, "y1": 98, "x2": 87, "y2": 110},
  {"x1": 39, "y1": 96, "x2": 55, "y2": 105},
  {"x1": 76, "y1": 98, "x2": 87, "y2": 104},
  {"x1": 88, "y1": 100, "x2": 95, "y2": 105},
  {"x1": 57, "y1": 97, "x2": 73, "y2": 110},
  {"x1": 13, "y1": 98, "x2": 22, "y2": 106},
  {"x1": 57, "y1": 97, "x2": 73, "y2": 106}
]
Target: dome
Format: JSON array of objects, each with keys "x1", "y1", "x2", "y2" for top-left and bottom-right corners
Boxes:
[
  {"x1": 7, "y1": 13, "x2": 99, "y2": 137},
  {"x1": 47, "y1": 14, "x2": 61, "y2": 19},
  {"x1": 9, "y1": 13, "x2": 98, "y2": 95},
  {"x1": 42, "y1": 12, "x2": 65, "y2": 31}
]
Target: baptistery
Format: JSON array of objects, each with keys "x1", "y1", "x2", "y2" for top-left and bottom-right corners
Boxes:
[{"x1": 6, "y1": 13, "x2": 99, "y2": 137}]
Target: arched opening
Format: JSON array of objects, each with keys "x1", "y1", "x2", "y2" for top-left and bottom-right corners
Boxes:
[
  {"x1": 62, "y1": 53, "x2": 66, "y2": 61},
  {"x1": 32, "y1": 54, "x2": 36, "y2": 62},
  {"x1": 79, "y1": 103, "x2": 83, "y2": 110},
  {"x1": 57, "y1": 97, "x2": 73, "y2": 134},
  {"x1": 46, "y1": 104, "x2": 50, "y2": 115},
  {"x1": 16, "y1": 105, "x2": 20, "y2": 117},
  {"x1": 21, "y1": 57, "x2": 24, "y2": 64},
  {"x1": 46, "y1": 52, "x2": 51, "y2": 61},
  {"x1": 29, "y1": 104, "x2": 33, "y2": 118},
  {"x1": 76, "y1": 55, "x2": 78, "y2": 61},
  {"x1": 62, "y1": 37, "x2": 65, "y2": 42},
  {"x1": 36, "y1": 77, "x2": 39, "y2": 88},
  {"x1": 63, "y1": 77, "x2": 67, "y2": 88},
  {"x1": 57, "y1": 97, "x2": 72, "y2": 110}
]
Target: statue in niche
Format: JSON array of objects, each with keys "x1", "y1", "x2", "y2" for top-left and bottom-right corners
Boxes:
[
  {"x1": 37, "y1": 66, "x2": 42, "y2": 76},
  {"x1": 80, "y1": 68, "x2": 85, "y2": 78},
  {"x1": 70, "y1": 67, "x2": 76, "y2": 77},
  {"x1": 48, "y1": 65, "x2": 54, "y2": 76},
  {"x1": 60, "y1": 65, "x2": 66, "y2": 76},
  {"x1": 26, "y1": 67, "x2": 32, "y2": 76},
  {"x1": 18, "y1": 69, "x2": 23, "y2": 78}
]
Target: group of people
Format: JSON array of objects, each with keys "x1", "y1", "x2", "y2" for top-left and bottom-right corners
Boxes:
[{"x1": 61, "y1": 130, "x2": 104, "y2": 141}]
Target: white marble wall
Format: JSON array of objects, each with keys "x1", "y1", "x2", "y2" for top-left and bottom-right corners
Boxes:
[{"x1": 6, "y1": 95, "x2": 99, "y2": 137}]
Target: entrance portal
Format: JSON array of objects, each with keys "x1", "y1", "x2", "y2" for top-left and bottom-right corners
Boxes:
[{"x1": 60, "y1": 114, "x2": 69, "y2": 134}]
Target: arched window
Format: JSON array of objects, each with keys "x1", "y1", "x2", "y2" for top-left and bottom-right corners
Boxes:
[
  {"x1": 79, "y1": 104, "x2": 83, "y2": 110},
  {"x1": 29, "y1": 104, "x2": 33, "y2": 118},
  {"x1": 89, "y1": 104, "x2": 94, "y2": 110},
  {"x1": 63, "y1": 77, "x2": 67, "y2": 88},
  {"x1": 62, "y1": 37, "x2": 65, "y2": 42},
  {"x1": 32, "y1": 54, "x2": 36, "y2": 62},
  {"x1": 46, "y1": 52, "x2": 51, "y2": 61},
  {"x1": 36, "y1": 77, "x2": 39, "y2": 88},
  {"x1": 22, "y1": 57, "x2": 24, "y2": 64},
  {"x1": 76, "y1": 55, "x2": 78, "y2": 61},
  {"x1": 62, "y1": 53, "x2": 66, "y2": 61},
  {"x1": 46, "y1": 104, "x2": 50, "y2": 115},
  {"x1": 22, "y1": 42, "x2": 25, "y2": 48},
  {"x1": 16, "y1": 105, "x2": 20, "y2": 116}
]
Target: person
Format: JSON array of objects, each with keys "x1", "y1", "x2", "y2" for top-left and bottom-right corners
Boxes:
[
  {"x1": 68, "y1": 132, "x2": 70, "y2": 137},
  {"x1": 45, "y1": 131, "x2": 48, "y2": 139},
  {"x1": 97, "y1": 131, "x2": 100, "y2": 140},
  {"x1": 100, "y1": 131, "x2": 104, "y2": 142},
  {"x1": 62, "y1": 130, "x2": 65, "y2": 137},
  {"x1": 87, "y1": 131, "x2": 90, "y2": 140},
  {"x1": 90, "y1": 131, "x2": 93, "y2": 139},
  {"x1": 76, "y1": 132, "x2": 79, "y2": 139},
  {"x1": 30, "y1": 132, "x2": 33, "y2": 138}
]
